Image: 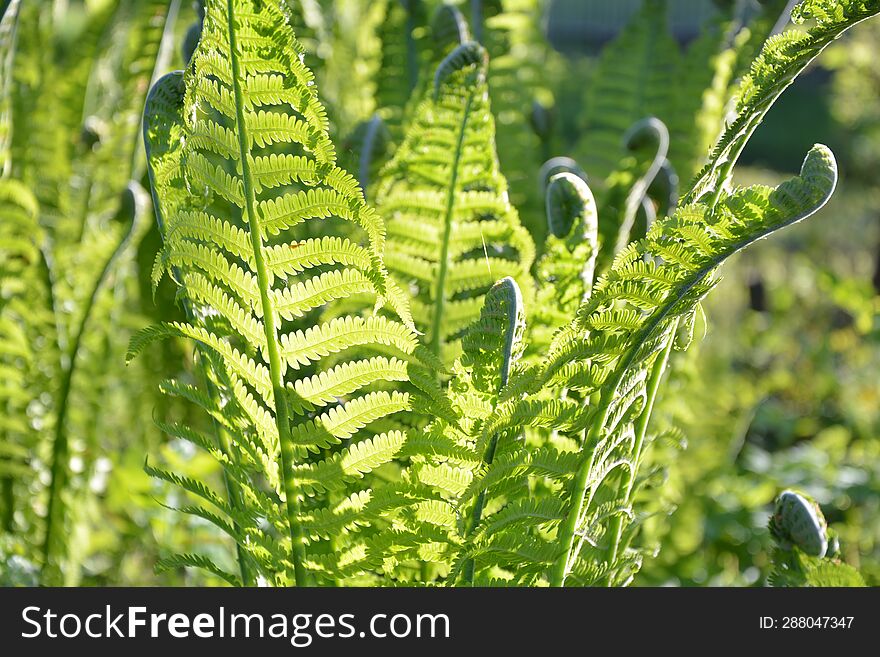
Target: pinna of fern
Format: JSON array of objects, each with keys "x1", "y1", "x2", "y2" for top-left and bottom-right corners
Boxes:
[
  {"x1": 375, "y1": 40, "x2": 535, "y2": 368},
  {"x1": 135, "y1": 0, "x2": 448, "y2": 586}
]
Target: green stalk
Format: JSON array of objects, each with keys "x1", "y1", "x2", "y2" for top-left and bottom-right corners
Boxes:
[
  {"x1": 1, "y1": 476, "x2": 13, "y2": 532},
  {"x1": 225, "y1": 0, "x2": 306, "y2": 586},
  {"x1": 602, "y1": 335, "x2": 674, "y2": 585},
  {"x1": 704, "y1": 139, "x2": 748, "y2": 210},
  {"x1": 40, "y1": 208, "x2": 139, "y2": 581},
  {"x1": 460, "y1": 433, "x2": 500, "y2": 585},
  {"x1": 471, "y1": 0, "x2": 482, "y2": 43},
  {"x1": 404, "y1": 2, "x2": 418, "y2": 93},
  {"x1": 549, "y1": 429, "x2": 598, "y2": 587},
  {"x1": 428, "y1": 93, "x2": 475, "y2": 358}
]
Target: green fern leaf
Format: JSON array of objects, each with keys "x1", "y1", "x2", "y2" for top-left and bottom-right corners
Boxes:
[
  {"x1": 687, "y1": 0, "x2": 880, "y2": 205},
  {"x1": 138, "y1": 0, "x2": 424, "y2": 586},
  {"x1": 376, "y1": 42, "x2": 535, "y2": 366}
]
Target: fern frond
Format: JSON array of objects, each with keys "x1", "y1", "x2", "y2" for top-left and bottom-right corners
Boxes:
[
  {"x1": 579, "y1": 0, "x2": 680, "y2": 180},
  {"x1": 687, "y1": 0, "x2": 880, "y2": 205},
  {"x1": 545, "y1": 144, "x2": 839, "y2": 586},
  {"x1": 532, "y1": 171, "x2": 598, "y2": 354},
  {"x1": 140, "y1": 0, "x2": 424, "y2": 586},
  {"x1": 376, "y1": 42, "x2": 535, "y2": 366}
]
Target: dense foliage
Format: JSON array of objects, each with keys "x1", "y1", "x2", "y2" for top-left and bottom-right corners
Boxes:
[{"x1": 1, "y1": 0, "x2": 878, "y2": 587}]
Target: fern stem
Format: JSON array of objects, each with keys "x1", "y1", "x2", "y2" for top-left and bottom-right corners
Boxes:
[
  {"x1": 471, "y1": 0, "x2": 482, "y2": 43},
  {"x1": 404, "y1": 3, "x2": 418, "y2": 93},
  {"x1": 40, "y1": 210, "x2": 138, "y2": 581},
  {"x1": 460, "y1": 432, "x2": 500, "y2": 585},
  {"x1": 429, "y1": 93, "x2": 474, "y2": 357},
  {"x1": 224, "y1": 0, "x2": 307, "y2": 587},
  {"x1": 602, "y1": 334, "x2": 674, "y2": 585},
  {"x1": 704, "y1": 139, "x2": 748, "y2": 210},
  {"x1": 549, "y1": 429, "x2": 598, "y2": 587},
  {"x1": 1, "y1": 476, "x2": 13, "y2": 532}
]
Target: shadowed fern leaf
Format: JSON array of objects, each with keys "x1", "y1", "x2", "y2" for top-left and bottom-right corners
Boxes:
[
  {"x1": 578, "y1": 0, "x2": 679, "y2": 180},
  {"x1": 0, "y1": 179, "x2": 42, "y2": 532}
]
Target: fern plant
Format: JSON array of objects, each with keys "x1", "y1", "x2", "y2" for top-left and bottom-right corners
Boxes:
[
  {"x1": 122, "y1": 0, "x2": 880, "y2": 587},
  {"x1": 768, "y1": 490, "x2": 867, "y2": 586},
  {"x1": 375, "y1": 42, "x2": 535, "y2": 366},
  {"x1": 135, "y1": 0, "x2": 450, "y2": 586}
]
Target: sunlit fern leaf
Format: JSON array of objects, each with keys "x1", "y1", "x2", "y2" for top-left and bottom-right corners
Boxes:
[
  {"x1": 376, "y1": 41, "x2": 535, "y2": 367},
  {"x1": 136, "y1": 0, "x2": 427, "y2": 586},
  {"x1": 687, "y1": 0, "x2": 880, "y2": 205},
  {"x1": 728, "y1": 0, "x2": 792, "y2": 81},
  {"x1": 537, "y1": 144, "x2": 840, "y2": 585},
  {"x1": 446, "y1": 145, "x2": 839, "y2": 585},
  {"x1": 579, "y1": 0, "x2": 680, "y2": 181}
]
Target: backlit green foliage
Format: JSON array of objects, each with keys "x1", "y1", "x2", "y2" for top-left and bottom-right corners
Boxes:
[
  {"x1": 375, "y1": 42, "x2": 535, "y2": 367},
  {"x1": 1, "y1": 0, "x2": 877, "y2": 587}
]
